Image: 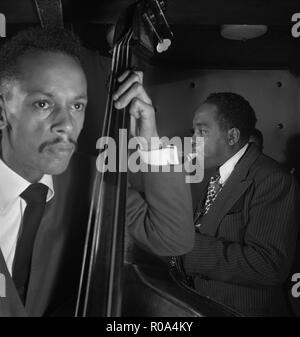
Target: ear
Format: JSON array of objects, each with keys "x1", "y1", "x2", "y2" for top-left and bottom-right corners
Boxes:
[
  {"x1": 0, "y1": 95, "x2": 8, "y2": 130},
  {"x1": 227, "y1": 127, "x2": 240, "y2": 146}
]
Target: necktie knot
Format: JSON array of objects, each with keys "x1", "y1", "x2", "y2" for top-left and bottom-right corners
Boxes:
[
  {"x1": 210, "y1": 172, "x2": 222, "y2": 191},
  {"x1": 20, "y1": 183, "x2": 48, "y2": 205},
  {"x1": 210, "y1": 167, "x2": 221, "y2": 181},
  {"x1": 210, "y1": 173, "x2": 220, "y2": 183}
]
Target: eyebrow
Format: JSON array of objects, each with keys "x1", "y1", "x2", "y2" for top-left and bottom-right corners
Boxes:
[
  {"x1": 27, "y1": 91, "x2": 88, "y2": 100},
  {"x1": 194, "y1": 122, "x2": 208, "y2": 128},
  {"x1": 74, "y1": 94, "x2": 88, "y2": 100}
]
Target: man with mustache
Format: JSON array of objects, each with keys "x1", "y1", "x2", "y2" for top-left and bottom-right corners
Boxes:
[{"x1": 0, "y1": 27, "x2": 194, "y2": 316}]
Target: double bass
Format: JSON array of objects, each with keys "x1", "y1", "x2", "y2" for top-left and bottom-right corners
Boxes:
[{"x1": 74, "y1": 0, "x2": 240, "y2": 317}]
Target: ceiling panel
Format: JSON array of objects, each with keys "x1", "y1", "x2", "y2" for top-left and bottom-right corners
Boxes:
[{"x1": 0, "y1": 0, "x2": 300, "y2": 70}]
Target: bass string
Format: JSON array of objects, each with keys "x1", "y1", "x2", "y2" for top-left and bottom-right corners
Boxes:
[
  {"x1": 75, "y1": 40, "x2": 122, "y2": 316},
  {"x1": 82, "y1": 41, "x2": 122, "y2": 316},
  {"x1": 76, "y1": 29, "x2": 133, "y2": 316},
  {"x1": 105, "y1": 29, "x2": 133, "y2": 316},
  {"x1": 85, "y1": 39, "x2": 123, "y2": 299},
  {"x1": 93, "y1": 27, "x2": 133, "y2": 259},
  {"x1": 91, "y1": 29, "x2": 132, "y2": 267}
]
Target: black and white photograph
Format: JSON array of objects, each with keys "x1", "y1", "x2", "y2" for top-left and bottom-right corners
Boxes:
[{"x1": 0, "y1": 0, "x2": 300, "y2": 323}]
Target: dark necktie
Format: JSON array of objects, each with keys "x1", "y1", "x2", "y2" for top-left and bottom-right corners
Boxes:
[{"x1": 12, "y1": 183, "x2": 48, "y2": 304}]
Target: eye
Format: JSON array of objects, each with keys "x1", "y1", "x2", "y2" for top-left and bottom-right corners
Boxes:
[
  {"x1": 194, "y1": 128, "x2": 206, "y2": 136},
  {"x1": 72, "y1": 102, "x2": 86, "y2": 112},
  {"x1": 34, "y1": 100, "x2": 51, "y2": 110}
]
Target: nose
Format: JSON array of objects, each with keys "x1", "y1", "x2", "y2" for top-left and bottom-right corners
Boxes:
[{"x1": 51, "y1": 107, "x2": 75, "y2": 137}]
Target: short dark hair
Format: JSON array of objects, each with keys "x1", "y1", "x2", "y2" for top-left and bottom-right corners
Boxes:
[
  {"x1": 0, "y1": 26, "x2": 83, "y2": 90},
  {"x1": 204, "y1": 92, "x2": 257, "y2": 143},
  {"x1": 0, "y1": 26, "x2": 83, "y2": 142}
]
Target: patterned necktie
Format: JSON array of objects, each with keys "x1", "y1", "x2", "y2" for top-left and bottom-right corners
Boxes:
[
  {"x1": 13, "y1": 183, "x2": 48, "y2": 304},
  {"x1": 203, "y1": 173, "x2": 222, "y2": 214},
  {"x1": 194, "y1": 172, "x2": 222, "y2": 231}
]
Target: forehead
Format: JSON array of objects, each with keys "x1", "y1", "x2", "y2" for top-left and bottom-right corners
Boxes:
[
  {"x1": 16, "y1": 51, "x2": 87, "y2": 97},
  {"x1": 193, "y1": 103, "x2": 219, "y2": 127}
]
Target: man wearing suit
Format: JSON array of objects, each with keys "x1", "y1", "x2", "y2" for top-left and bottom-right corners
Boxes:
[
  {"x1": 183, "y1": 92, "x2": 299, "y2": 316},
  {"x1": 0, "y1": 27, "x2": 194, "y2": 316}
]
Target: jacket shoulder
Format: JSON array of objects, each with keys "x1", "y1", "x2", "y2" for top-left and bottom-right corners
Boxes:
[{"x1": 249, "y1": 152, "x2": 294, "y2": 184}]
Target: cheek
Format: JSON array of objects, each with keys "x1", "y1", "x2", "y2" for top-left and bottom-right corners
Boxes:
[
  {"x1": 74, "y1": 113, "x2": 85, "y2": 134},
  {"x1": 204, "y1": 137, "x2": 224, "y2": 158},
  {"x1": 203, "y1": 137, "x2": 215, "y2": 155},
  {"x1": 12, "y1": 116, "x2": 46, "y2": 149}
]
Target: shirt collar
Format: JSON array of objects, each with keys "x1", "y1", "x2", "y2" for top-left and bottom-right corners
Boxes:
[
  {"x1": 219, "y1": 143, "x2": 249, "y2": 185},
  {"x1": 0, "y1": 159, "x2": 54, "y2": 213}
]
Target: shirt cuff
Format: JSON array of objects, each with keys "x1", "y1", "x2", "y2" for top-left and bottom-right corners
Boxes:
[{"x1": 138, "y1": 146, "x2": 179, "y2": 166}]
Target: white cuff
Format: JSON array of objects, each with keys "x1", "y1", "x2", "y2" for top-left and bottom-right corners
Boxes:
[{"x1": 138, "y1": 146, "x2": 179, "y2": 166}]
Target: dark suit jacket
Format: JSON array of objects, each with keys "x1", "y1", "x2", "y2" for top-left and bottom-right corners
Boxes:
[
  {"x1": 0, "y1": 153, "x2": 194, "y2": 316},
  {"x1": 183, "y1": 144, "x2": 299, "y2": 316}
]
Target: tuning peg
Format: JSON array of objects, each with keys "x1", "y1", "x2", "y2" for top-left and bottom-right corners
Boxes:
[{"x1": 156, "y1": 38, "x2": 171, "y2": 53}]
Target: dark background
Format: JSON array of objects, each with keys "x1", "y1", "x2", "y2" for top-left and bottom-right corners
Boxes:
[{"x1": 1, "y1": 0, "x2": 300, "y2": 316}]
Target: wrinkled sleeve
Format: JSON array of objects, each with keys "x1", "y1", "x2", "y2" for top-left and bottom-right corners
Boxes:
[{"x1": 127, "y1": 167, "x2": 194, "y2": 256}]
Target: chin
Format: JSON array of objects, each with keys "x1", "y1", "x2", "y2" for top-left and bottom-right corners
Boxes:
[
  {"x1": 40, "y1": 149, "x2": 76, "y2": 175},
  {"x1": 42, "y1": 157, "x2": 72, "y2": 176}
]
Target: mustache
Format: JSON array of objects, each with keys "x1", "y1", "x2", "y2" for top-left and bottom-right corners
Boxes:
[{"x1": 39, "y1": 137, "x2": 77, "y2": 153}]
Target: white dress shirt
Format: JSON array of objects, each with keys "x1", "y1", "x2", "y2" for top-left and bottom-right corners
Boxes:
[
  {"x1": 0, "y1": 159, "x2": 54, "y2": 275},
  {"x1": 218, "y1": 143, "x2": 249, "y2": 185}
]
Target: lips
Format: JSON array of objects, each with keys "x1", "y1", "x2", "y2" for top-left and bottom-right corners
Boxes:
[{"x1": 46, "y1": 142, "x2": 75, "y2": 156}]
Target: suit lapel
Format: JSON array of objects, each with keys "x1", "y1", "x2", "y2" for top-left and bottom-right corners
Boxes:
[
  {"x1": 198, "y1": 178, "x2": 253, "y2": 236},
  {"x1": 197, "y1": 144, "x2": 260, "y2": 236},
  {"x1": 0, "y1": 249, "x2": 26, "y2": 316}
]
